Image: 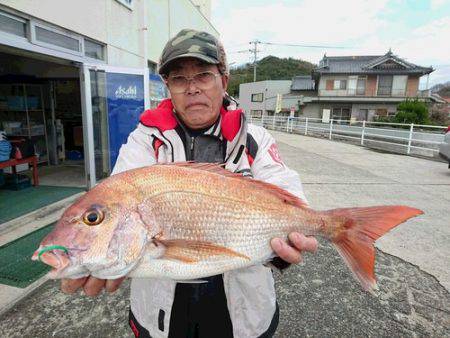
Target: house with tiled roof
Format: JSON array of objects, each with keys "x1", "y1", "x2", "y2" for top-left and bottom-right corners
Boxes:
[
  {"x1": 239, "y1": 51, "x2": 435, "y2": 122},
  {"x1": 310, "y1": 50, "x2": 434, "y2": 120}
]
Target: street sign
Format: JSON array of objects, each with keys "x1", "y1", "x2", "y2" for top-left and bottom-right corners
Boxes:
[{"x1": 275, "y1": 93, "x2": 282, "y2": 114}]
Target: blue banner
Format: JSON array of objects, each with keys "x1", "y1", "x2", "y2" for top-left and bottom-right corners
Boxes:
[{"x1": 106, "y1": 72, "x2": 144, "y2": 169}]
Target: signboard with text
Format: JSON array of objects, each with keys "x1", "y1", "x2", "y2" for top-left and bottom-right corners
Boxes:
[{"x1": 106, "y1": 72, "x2": 144, "y2": 169}]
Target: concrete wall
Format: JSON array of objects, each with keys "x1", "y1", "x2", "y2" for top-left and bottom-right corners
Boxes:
[
  {"x1": 239, "y1": 80, "x2": 292, "y2": 116},
  {"x1": 0, "y1": 0, "x2": 108, "y2": 42},
  {"x1": 0, "y1": 0, "x2": 218, "y2": 68}
]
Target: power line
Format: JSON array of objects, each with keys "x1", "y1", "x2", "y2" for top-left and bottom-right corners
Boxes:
[
  {"x1": 260, "y1": 41, "x2": 349, "y2": 49},
  {"x1": 246, "y1": 40, "x2": 348, "y2": 81}
]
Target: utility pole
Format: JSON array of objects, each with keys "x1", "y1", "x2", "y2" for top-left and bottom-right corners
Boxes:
[{"x1": 249, "y1": 40, "x2": 261, "y2": 82}]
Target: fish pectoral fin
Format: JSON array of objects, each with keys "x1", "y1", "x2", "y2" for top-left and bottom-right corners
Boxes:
[{"x1": 155, "y1": 239, "x2": 250, "y2": 263}]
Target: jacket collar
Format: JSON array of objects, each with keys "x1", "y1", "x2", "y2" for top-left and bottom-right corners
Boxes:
[{"x1": 139, "y1": 98, "x2": 243, "y2": 142}]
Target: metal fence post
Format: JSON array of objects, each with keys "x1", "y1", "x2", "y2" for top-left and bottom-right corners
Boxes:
[
  {"x1": 305, "y1": 117, "x2": 308, "y2": 135},
  {"x1": 285, "y1": 117, "x2": 289, "y2": 132},
  {"x1": 407, "y1": 123, "x2": 414, "y2": 154},
  {"x1": 272, "y1": 114, "x2": 276, "y2": 129},
  {"x1": 361, "y1": 120, "x2": 366, "y2": 145},
  {"x1": 261, "y1": 113, "x2": 265, "y2": 128},
  {"x1": 329, "y1": 119, "x2": 333, "y2": 139}
]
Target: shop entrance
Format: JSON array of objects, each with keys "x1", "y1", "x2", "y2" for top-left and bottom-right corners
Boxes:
[{"x1": 0, "y1": 48, "x2": 86, "y2": 189}]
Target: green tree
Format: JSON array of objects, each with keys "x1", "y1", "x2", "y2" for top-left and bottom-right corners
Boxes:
[
  {"x1": 227, "y1": 56, "x2": 315, "y2": 97},
  {"x1": 394, "y1": 99, "x2": 429, "y2": 125}
]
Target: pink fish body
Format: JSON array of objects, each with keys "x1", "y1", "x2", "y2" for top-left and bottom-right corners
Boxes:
[{"x1": 32, "y1": 163, "x2": 423, "y2": 292}]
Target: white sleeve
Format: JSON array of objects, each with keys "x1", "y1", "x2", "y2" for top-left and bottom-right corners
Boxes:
[
  {"x1": 249, "y1": 126, "x2": 308, "y2": 205},
  {"x1": 111, "y1": 125, "x2": 157, "y2": 176}
]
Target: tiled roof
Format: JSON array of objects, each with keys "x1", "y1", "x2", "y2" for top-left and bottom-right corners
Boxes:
[{"x1": 314, "y1": 51, "x2": 433, "y2": 75}]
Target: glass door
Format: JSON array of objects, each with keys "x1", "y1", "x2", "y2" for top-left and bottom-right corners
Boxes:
[
  {"x1": 80, "y1": 64, "x2": 147, "y2": 188},
  {"x1": 89, "y1": 69, "x2": 110, "y2": 181}
]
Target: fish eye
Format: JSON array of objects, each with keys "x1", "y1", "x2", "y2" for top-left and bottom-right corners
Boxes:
[{"x1": 82, "y1": 208, "x2": 104, "y2": 226}]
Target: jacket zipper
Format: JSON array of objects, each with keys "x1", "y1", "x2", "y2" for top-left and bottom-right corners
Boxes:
[{"x1": 190, "y1": 136, "x2": 195, "y2": 160}]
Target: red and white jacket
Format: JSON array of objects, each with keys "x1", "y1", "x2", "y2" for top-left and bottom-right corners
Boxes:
[{"x1": 112, "y1": 99, "x2": 307, "y2": 338}]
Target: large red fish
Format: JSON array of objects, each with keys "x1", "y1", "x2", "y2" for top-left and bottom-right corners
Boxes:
[{"x1": 32, "y1": 163, "x2": 422, "y2": 292}]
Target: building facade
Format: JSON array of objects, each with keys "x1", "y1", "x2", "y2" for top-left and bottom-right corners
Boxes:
[
  {"x1": 239, "y1": 80, "x2": 292, "y2": 118},
  {"x1": 311, "y1": 51, "x2": 433, "y2": 121},
  {"x1": 0, "y1": 0, "x2": 215, "y2": 188},
  {"x1": 239, "y1": 51, "x2": 434, "y2": 122}
]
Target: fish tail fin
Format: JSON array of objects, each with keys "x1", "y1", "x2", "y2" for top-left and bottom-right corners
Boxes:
[{"x1": 324, "y1": 206, "x2": 423, "y2": 292}]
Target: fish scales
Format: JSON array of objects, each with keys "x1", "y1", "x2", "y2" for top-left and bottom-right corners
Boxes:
[{"x1": 32, "y1": 163, "x2": 423, "y2": 292}]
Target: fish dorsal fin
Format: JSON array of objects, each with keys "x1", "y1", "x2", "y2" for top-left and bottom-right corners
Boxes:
[{"x1": 159, "y1": 162, "x2": 309, "y2": 209}]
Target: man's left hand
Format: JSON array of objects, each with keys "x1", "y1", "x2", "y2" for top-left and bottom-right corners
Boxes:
[{"x1": 270, "y1": 233, "x2": 318, "y2": 264}]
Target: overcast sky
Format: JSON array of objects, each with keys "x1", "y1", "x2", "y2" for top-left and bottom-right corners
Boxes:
[{"x1": 210, "y1": 0, "x2": 450, "y2": 87}]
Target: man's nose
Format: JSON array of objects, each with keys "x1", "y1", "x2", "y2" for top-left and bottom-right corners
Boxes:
[{"x1": 186, "y1": 78, "x2": 201, "y2": 95}]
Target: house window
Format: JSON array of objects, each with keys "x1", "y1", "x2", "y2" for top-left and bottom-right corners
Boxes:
[
  {"x1": 0, "y1": 11, "x2": 27, "y2": 38},
  {"x1": 377, "y1": 75, "x2": 393, "y2": 96},
  {"x1": 356, "y1": 77, "x2": 366, "y2": 95},
  {"x1": 33, "y1": 23, "x2": 82, "y2": 54},
  {"x1": 332, "y1": 107, "x2": 351, "y2": 121},
  {"x1": 84, "y1": 39, "x2": 105, "y2": 60},
  {"x1": 333, "y1": 80, "x2": 347, "y2": 90},
  {"x1": 391, "y1": 75, "x2": 407, "y2": 96},
  {"x1": 251, "y1": 93, "x2": 263, "y2": 102},
  {"x1": 250, "y1": 110, "x2": 262, "y2": 118}
]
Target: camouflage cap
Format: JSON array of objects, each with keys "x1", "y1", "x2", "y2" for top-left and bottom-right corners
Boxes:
[{"x1": 158, "y1": 29, "x2": 228, "y2": 76}]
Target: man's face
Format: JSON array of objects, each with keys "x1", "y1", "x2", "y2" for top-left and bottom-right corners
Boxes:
[{"x1": 165, "y1": 58, "x2": 229, "y2": 130}]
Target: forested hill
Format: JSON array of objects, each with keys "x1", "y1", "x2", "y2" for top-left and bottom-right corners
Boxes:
[{"x1": 228, "y1": 56, "x2": 316, "y2": 97}]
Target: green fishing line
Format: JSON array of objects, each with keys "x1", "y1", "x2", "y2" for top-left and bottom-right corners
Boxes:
[{"x1": 38, "y1": 245, "x2": 69, "y2": 262}]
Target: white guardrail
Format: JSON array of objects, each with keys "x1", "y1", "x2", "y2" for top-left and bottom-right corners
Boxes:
[{"x1": 248, "y1": 115, "x2": 447, "y2": 158}]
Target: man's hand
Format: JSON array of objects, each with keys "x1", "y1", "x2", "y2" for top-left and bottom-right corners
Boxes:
[
  {"x1": 61, "y1": 276, "x2": 126, "y2": 297},
  {"x1": 270, "y1": 232, "x2": 318, "y2": 264}
]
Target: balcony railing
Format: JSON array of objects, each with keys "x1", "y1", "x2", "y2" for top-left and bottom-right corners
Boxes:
[{"x1": 318, "y1": 89, "x2": 421, "y2": 97}]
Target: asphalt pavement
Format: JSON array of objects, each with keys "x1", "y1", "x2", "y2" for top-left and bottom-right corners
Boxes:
[{"x1": 0, "y1": 130, "x2": 449, "y2": 337}]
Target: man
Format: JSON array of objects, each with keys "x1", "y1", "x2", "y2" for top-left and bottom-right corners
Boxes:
[{"x1": 62, "y1": 29, "x2": 317, "y2": 338}]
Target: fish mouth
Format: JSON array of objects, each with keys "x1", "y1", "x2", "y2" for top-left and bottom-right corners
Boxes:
[{"x1": 32, "y1": 245, "x2": 87, "y2": 277}]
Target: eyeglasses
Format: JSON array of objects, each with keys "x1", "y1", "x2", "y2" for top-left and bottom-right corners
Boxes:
[{"x1": 166, "y1": 71, "x2": 221, "y2": 94}]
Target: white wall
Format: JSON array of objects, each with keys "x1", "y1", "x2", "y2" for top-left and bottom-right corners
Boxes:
[
  {"x1": 147, "y1": 0, "x2": 218, "y2": 63},
  {"x1": 239, "y1": 80, "x2": 292, "y2": 116},
  {"x1": 0, "y1": 0, "x2": 108, "y2": 42},
  {"x1": 0, "y1": 0, "x2": 218, "y2": 68}
]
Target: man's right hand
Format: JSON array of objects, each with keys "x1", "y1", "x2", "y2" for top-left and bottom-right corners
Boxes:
[{"x1": 61, "y1": 276, "x2": 126, "y2": 296}]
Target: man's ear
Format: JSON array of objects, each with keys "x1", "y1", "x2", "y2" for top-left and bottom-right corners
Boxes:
[{"x1": 221, "y1": 74, "x2": 229, "y2": 92}]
